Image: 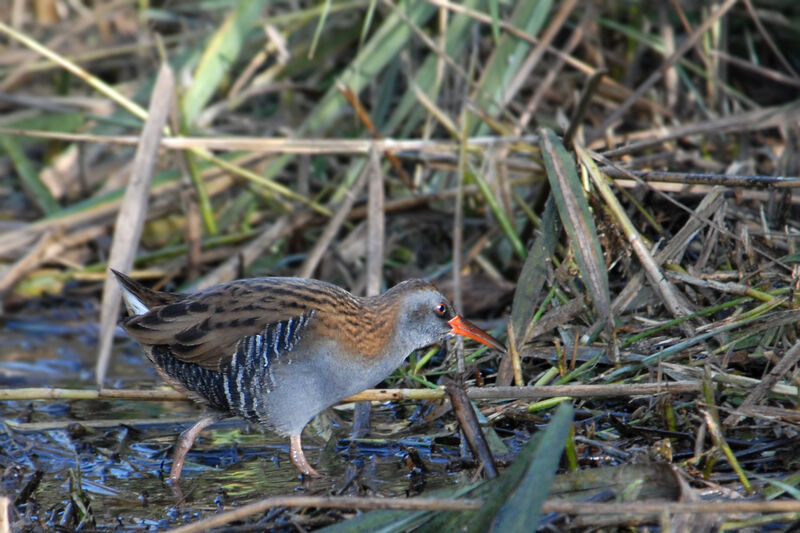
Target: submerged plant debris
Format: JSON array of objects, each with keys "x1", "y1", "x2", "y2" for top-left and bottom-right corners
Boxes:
[{"x1": 2, "y1": 1, "x2": 800, "y2": 531}]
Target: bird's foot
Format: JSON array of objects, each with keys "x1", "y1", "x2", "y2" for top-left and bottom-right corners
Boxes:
[
  {"x1": 290, "y1": 433, "x2": 321, "y2": 478},
  {"x1": 169, "y1": 414, "x2": 218, "y2": 483}
]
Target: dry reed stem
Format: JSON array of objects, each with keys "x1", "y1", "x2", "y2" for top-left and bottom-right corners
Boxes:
[
  {"x1": 96, "y1": 63, "x2": 175, "y2": 386},
  {"x1": 296, "y1": 163, "x2": 367, "y2": 278},
  {"x1": 167, "y1": 496, "x2": 484, "y2": 533},
  {"x1": 0, "y1": 496, "x2": 9, "y2": 533},
  {"x1": 723, "y1": 340, "x2": 800, "y2": 425},
  {"x1": 0, "y1": 382, "x2": 705, "y2": 403},
  {"x1": 165, "y1": 495, "x2": 800, "y2": 533}
]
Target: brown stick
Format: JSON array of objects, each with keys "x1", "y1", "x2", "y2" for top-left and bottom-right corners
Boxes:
[
  {"x1": 168, "y1": 496, "x2": 484, "y2": 533},
  {"x1": 96, "y1": 63, "x2": 175, "y2": 386},
  {"x1": 724, "y1": 340, "x2": 800, "y2": 425},
  {"x1": 541, "y1": 500, "x2": 800, "y2": 515},
  {"x1": 0, "y1": 381, "x2": 705, "y2": 403},
  {"x1": 444, "y1": 378, "x2": 498, "y2": 478},
  {"x1": 165, "y1": 495, "x2": 800, "y2": 533}
]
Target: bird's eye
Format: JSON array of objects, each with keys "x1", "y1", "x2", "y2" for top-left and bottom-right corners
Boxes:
[{"x1": 434, "y1": 303, "x2": 447, "y2": 316}]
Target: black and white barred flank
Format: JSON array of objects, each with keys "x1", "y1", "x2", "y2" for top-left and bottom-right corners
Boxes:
[{"x1": 153, "y1": 312, "x2": 313, "y2": 424}]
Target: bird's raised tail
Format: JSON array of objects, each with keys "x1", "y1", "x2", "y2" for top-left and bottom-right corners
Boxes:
[{"x1": 110, "y1": 269, "x2": 181, "y2": 316}]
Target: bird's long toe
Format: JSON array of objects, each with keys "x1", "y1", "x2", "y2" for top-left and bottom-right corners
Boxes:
[
  {"x1": 169, "y1": 414, "x2": 218, "y2": 483},
  {"x1": 289, "y1": 433, "x2": 321, "y2": 477}
]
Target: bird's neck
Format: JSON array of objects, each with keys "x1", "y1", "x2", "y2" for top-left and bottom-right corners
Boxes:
[{"x1": 317, "y1": 290, "x2": 408, "y2": 361}]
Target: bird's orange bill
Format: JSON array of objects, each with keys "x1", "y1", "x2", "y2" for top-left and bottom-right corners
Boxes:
[{"x1": 448, "y1": 316, "x2": 506, "y2": 353}]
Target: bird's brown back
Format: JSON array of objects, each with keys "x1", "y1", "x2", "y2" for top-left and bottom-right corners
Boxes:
[{"x1": 118, "y1": 275, "x2": 435, "y2": 371}]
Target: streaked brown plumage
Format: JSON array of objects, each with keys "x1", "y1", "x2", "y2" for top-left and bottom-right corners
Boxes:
[{"x1": 112, "y1": 269, "x2": 505, "y2": 481}]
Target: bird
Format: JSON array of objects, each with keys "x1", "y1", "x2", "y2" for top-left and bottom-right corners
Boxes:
[{"x1": 111, "y1": 269, "x2": 505, "y2": 482}]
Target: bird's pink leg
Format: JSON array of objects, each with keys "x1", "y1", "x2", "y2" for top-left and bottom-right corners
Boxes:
[
  {"x1": 290, "y1": 434, "x2": 320, "y2": 477},
  {"x1": 169, "y1": 414, "x2": 218, "y2": 484}
]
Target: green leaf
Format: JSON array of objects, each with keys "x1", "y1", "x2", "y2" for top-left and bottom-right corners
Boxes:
[
  {"x1": 1, "y1": 134, "x2": 60, "y2": 215},
  {"x1": 308, "y1": 0, "x2": 333, "y2": 58},
  {"x1": 488, "y1": 0, "x2": 501, "y2": 44},
  {"x1": 510, "y1": 195, "x2": 558, "y2": 347},
  {"x1": 539, "y1": 127, "x2": 610, "y2": 321},
  {"x1": 492, "y1": 403, "x2": 574, "y2": 531},
  {"x1": 181, "y1": 0, "x2": 269, "y2": 125},
  {"x1": 359, "y1": 0, "x2": 379, "y2": 47},
  {"x1": 3, "y1": 111, "x2": 85, "y2": 133},
  {"x1": 466, "y1": 163, "x2": 526, "y2": 259},
  {"x1": 473, "y1": 400, "x2": 509, "y2": 456},
  {"x1": 472, "y1": 0, "x2": 552, "y2": 126}
]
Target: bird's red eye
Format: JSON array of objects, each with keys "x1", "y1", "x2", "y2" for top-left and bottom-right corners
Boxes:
[{"x1": 435, "y1": 303, "x2": 447, "y2": 316}]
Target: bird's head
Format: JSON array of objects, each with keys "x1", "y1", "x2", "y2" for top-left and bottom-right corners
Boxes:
[{"x1": 383, "y1": 280, "x2": 506, "y2": 356}]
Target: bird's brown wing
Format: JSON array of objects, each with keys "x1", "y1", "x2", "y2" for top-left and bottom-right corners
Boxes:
[{"x1": 121, "y1": 278, "x2": 316, "y2": 371}]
